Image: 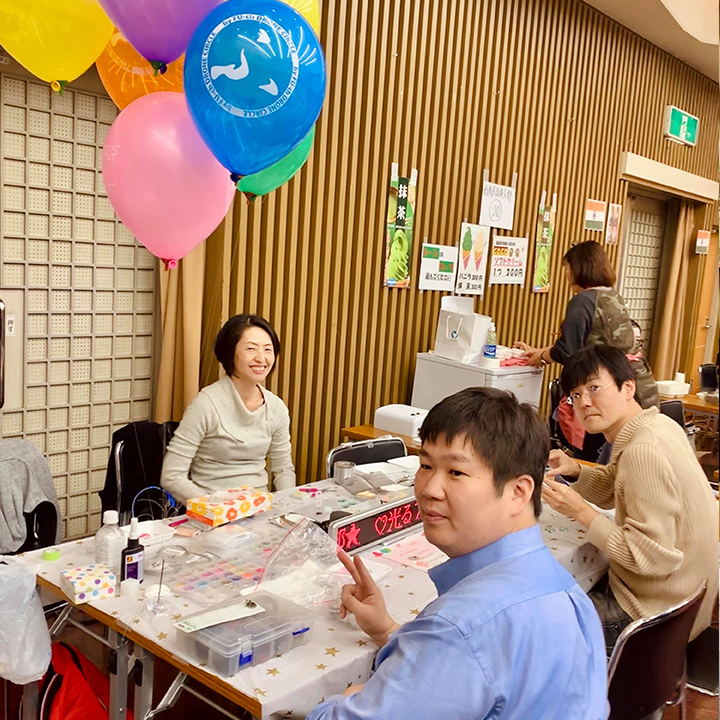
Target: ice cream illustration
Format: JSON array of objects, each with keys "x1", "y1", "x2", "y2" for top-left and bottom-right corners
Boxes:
[
  {"x1": 474, "y1": 227, "x2": 486, "y2": 271},
  {"x1": 462, "y1": 226, "x2": 473, "y2": 269}
]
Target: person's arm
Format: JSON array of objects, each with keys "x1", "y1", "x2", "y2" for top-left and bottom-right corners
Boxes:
[
  {"x1": 267, "y1": 401, "x2": 296, "y2": 490},
  {"x1": 306, "y1": 615, "x2": 493, "y2": 720},
  {"x1": 160, "y1": 394, "x2": 213, "y2": 504},
  {"x1": 546, "y1": 449, "x2": 615, "y2": 509},
  {"x1": 549, "y1": 293, "x2": 594, "y2": 365},
  {"x1": 587, "y1": 443, "x2": 684, "y2": 576}
]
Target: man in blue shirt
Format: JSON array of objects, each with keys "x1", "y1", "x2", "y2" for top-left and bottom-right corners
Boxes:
[{"x1": 308, "y1": 388, "x2": 608, "y2": 720}]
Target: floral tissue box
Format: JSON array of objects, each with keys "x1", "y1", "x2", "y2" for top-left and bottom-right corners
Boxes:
[
  {"x1": 186, "y1": 487, "x2": 272, "y2": 527},
  {"x1": 60, "y1": 565, "x2": 117, "y2": 604}
]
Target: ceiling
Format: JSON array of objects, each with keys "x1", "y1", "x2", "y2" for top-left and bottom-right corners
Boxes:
[{"x1": 583, "y1": 0, "x2": 719, "y2": 82}]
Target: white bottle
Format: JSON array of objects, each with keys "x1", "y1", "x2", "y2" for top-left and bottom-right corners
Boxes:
[
  {"x1": 94, "y1": 510, "x2": 126, "y2": 573},
  {"x1": 483, "y1": 322, "x2": 497, "y2": 358}
]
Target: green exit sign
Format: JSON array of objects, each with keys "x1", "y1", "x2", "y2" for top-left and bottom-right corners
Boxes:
[{"x1": 663, "y1": 105, "x2": 699, "y2": 146}]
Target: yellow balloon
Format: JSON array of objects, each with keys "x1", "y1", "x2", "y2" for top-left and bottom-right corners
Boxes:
[
  {"x1": 96, "y1": 31, "x2": 184, "y2": 110},
  {"x1": 282, "y1": 0, "x2": 321, "y2": 35},
  {"x1": 0, "y1": 0, "x2": 113, "y2": 89}
]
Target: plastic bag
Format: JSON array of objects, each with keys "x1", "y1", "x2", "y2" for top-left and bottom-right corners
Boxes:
[
  {"x1": 0, "y1": 559, "x2": 52, "y2": 683},
  {"x1": 256, "y1": 519, "x2": 344, "y2": 611}
]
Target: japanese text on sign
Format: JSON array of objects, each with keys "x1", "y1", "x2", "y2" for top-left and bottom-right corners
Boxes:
[{"x1": 489, "y1": 236, "x2": 528, "y2": 286}]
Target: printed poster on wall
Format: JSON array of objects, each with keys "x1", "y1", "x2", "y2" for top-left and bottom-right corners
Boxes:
[
  {"x1": 584, "y1": 198, "x2": 606, "y2": 232},
  {"x1": 605, "y1": 203, "x2": 622, "y2": 245},
  {"x1": 479, "y1": 182, "x2": 516, "y2": 230},
  {"x1": 418, "y1": 243, "x2": 458, "y2": 291},
  {"x1": 532, "y1": 199, "x2": 555, "y2": 293},
  {"x1": 384, "y1": 165, "x2": 418, "y2": 288},
  {"x1": 455, "y1": 223, "x2": 489, "y2": 297},
  {"x1": 696, "y1": 229, "x2": 710, "y2": 255},
  {"x1": 489, "y1": 236, "x2": 528, "y2": 286}
]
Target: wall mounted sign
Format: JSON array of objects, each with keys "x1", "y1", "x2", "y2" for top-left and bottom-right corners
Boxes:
[
  {"x1": 663, "y1": 105, "x2": 698, "y2": 146},
  {"x1": 584, "y1": 198, "x2": 606, "y2": 232},
  {"x1": 418, "y1": 243, "x2": 458, "y2": 291}
]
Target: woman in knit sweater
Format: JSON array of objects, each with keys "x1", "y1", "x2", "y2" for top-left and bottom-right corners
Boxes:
[
  {"x1": 161, "y1": 315, "x2": 296, "y2": 504},
  {"x1": 542, "y1": 345, "x2": 717, "y2": 653}
]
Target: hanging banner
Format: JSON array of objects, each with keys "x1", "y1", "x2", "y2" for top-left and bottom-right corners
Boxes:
[
  {"x1": 384, "y1": 164, "x2": 418, "y2": 288},
  {"x1": 479, "y1": 181, "x2": 516, "y2": 230},
  {"x1": 455, "y1": 223, "x2": 490, "y2": 297},
  {"x1": 696, "y1": 229, "x2": 710, "y2": 255},
  {"x1": 532, "y1": 196, "x2": 555, "y2": 293},
  {"x1": 489, "y1": 236, "x2": 528, "y2": 286},
  {"x1": 584, "y1": 199, "x2": 606, "y2": 232},
  {"x1": 605, "y1": 203, "x2": 622, "y2": 245},
  {"x1": 418, "y1": 243, "x2": 458, "y2": 291}
]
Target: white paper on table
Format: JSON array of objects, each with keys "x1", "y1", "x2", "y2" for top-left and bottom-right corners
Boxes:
[{"x1": 441, "y1": 295, "x2": 474, "y2": 314}]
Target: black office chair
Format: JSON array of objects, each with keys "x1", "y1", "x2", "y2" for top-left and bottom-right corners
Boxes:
[
  {"x1": 548, "y1": 378, "x2": 572, "y2": 453},
  {"x1": 660, "y1": 400, "x2": 696, "y2": 447},
  {"x1": 99, "y1": 421, "x2": 179, "y2": 523},
  {"x1": 326, "y1": 437, "x2": 407, "y2": 478},
  {"x1": 13, "y1": 501, "x2": 58, "y2": 554},
  {"x1": 698, "y1": 363, "x2": 719, "y2": 392},
  {"x1": 607, "y1": 582, "x2": 707, "y2": 720}
]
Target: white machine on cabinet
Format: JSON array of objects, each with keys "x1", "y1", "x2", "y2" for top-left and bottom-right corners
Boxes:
[{"x1": 411, "y1": 352, "x2": 544, "y2": 410}]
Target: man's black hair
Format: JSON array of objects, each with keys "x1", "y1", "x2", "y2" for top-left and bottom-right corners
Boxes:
[
  {"x1": 561, "y1": 344, "x2": 639, "y2": 403},
  {"x1": 419, "y1": 387, "x2": 550, "y2": 517}
]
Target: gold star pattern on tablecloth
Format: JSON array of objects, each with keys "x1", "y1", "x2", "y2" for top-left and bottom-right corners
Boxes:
[
  {"x1": 266, "y1": 667, "x2": 280, "y2": 676},
  {"x1": 325, "y1": 647, "x2": 339, "y2": 657},
  {"x1": 133, "y1": 619, "x2": 141, "y2": 625},
  {"x1": 255, "y1": 688, "x2": 267, "y2": 697},
  {"x1": 397, "y1": 574, "x2": 405, "y2": 579},
  {"x1": 156, "y1": 632, "x2": 167, "y2": 640},
  {"x1": 183, "y1": 603, "x2": 189, "y2": 608},
  {"x1": 409, "y1": 609, "x2": 420, "y2": 615},
  {"x1": 356, "y1": 640, "x2": 368, "y2": 646},
  {"x1": 327, "y1": 627, "x2": 335, "y2": 632},
  {"x1": 315, "y1": 663, "x2": 327, "y2": 670},
  {"x1": 172, "y1": 613, "x2": 182, "y2": 620}
]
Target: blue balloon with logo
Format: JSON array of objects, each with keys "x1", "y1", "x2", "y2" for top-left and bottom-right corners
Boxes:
[{"x1": 184, "y1": 0, "x2": 326, "y2": 177}]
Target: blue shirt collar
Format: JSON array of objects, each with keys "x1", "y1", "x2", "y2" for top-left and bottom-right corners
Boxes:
[{"x1": 429, "y1": 525, "x2": 544, "y2": 596}]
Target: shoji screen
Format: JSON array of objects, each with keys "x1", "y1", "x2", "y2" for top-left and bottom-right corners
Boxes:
[{"x1": 0, "y1": 73, "x2": 157, "y2": 540}]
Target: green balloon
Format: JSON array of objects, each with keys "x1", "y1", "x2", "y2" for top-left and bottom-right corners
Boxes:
[{"x1": 237, "y1": 127, "x2": 316, "y2": 199}]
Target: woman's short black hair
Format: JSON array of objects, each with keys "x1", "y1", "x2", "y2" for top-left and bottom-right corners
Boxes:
[
  {"x1": 561, "y1": 345, "x2": 638, "y2": 400},
  {"x1": 418, "y1": 387, "x2": 550, "y2": 517},
  {"x1": 563, "y1": 241, "x2": 616, "y2": 289},
  {"x1": 214, "y1": 314, "x2": 281, "y2": 377}
]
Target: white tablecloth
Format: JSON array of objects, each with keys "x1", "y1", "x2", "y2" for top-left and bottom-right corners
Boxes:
[{"x1": 20, "y1": 489, "x2": 608, "y2": 719}]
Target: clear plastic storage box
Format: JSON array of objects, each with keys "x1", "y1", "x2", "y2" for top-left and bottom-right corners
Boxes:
[{"x1": 176, "y1": 591, "x2": 314, "y2": 676}]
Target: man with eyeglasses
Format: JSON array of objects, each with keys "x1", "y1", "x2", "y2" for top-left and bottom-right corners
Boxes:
[{"x1": 543, "y1": 344, "x2": 717, "y2": 653}]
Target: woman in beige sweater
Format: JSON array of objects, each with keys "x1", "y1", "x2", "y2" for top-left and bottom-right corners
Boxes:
[
  {"x1": 542, "y1": 345, "x2": 717, "y2": 653},
  {"x1": 161, "y1": 315, "x2": 296, "y2": 504}
]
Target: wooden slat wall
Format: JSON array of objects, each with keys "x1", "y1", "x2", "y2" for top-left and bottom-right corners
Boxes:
[{"x1": 213, "y1": 0, "x2": 720, "y2": 485}]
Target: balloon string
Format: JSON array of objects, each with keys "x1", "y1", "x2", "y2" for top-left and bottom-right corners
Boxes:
[{"x1": 150, "y1": 61, "x2": 168, "y2": 77}]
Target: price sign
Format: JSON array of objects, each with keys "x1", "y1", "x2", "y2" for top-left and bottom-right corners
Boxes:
[
  {"x1": 489, "y1": 236, "x2": 528, "y2": 286},
  {"x1": 329, "y1": 496, "x2": 423, "y2": 554}
]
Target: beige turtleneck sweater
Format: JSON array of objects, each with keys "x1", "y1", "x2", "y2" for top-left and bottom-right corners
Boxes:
[
  {"x1": 576, "y1": 407, "x2": 718, "y2": 639},
  {"x1": 161, "y1": 375, "x2": 296, "y2": 503}
]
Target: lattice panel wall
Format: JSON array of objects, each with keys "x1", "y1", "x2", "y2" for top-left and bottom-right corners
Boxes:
[
  {"x1": 622, "y1": 207, "x2": 665, "y2": 350},
  {"x1": 0, "y1": 74, "x2": 156, "y2": 540}
]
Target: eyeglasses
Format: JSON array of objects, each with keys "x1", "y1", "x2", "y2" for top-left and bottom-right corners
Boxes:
[{"x1": 565, "y1": 381, "x2": 615, "y2": 406}]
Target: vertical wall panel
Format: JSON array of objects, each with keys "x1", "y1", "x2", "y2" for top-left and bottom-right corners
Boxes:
[{"x1": 213, "y1": 0, "x2": 719, "y2": 485}]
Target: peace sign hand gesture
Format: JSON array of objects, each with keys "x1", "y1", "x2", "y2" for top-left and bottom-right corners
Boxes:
[{"x1": 338, "y1": 550, "x2": 400, "y2": 647}]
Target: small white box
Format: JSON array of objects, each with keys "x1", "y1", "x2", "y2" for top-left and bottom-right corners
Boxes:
[{"x1": 374, "y1": 405, "x2": 428, "y2": 438}]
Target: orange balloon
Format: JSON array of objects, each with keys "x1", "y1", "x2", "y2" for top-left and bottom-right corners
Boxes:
[{"x1": 96, "y1": 30, "x2": 183, "y2": 110}]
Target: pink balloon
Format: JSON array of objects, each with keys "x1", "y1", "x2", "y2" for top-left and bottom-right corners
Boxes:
[{"x1": 102, "y1": 92, "x2": 234, "y2": 264}]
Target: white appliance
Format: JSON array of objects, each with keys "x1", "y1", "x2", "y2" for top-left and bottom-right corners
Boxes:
[
  {"x1": 374, "y1": 404, "x2": 428, "y2": 438},
  {"x1": 411, "y1": 353, "x2": 544, "y2": 410}
]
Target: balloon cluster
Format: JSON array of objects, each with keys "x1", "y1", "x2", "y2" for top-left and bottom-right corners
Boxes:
[{"x1": 0, "y1": 0, "x2": 326, "y2": 266}]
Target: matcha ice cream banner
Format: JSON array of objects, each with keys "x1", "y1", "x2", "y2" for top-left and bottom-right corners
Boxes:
[{"x1": 384, "y1": 163, "x2": 418, "y2": 288}]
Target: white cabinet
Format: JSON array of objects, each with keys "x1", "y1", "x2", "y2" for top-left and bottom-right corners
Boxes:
[{"x1": 411, "y1": 353, "x2": 544, "y2": 410}]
